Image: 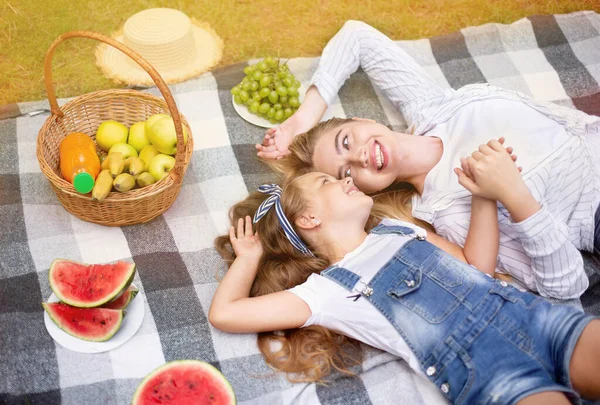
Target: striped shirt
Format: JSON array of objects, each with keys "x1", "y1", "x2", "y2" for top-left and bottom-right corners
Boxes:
[{"x1": 310, "y1": 20, "x2": 600, "y2": 299}]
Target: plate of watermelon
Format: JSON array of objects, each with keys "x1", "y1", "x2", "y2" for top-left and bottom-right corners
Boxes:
[{"x1": 42, "y1": 259, "x2": 144, "y2": 353}]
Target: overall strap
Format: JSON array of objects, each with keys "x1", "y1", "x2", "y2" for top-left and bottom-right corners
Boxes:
[
  {"x1": 370, "y1": 223, "x2": 425, "y2": 240},
  {"x1": 321, "y1": 266, "x2": 361, "y2": 291},
  {"x1": 321, "y1": 223, "x2": 422, "y2": 296}
]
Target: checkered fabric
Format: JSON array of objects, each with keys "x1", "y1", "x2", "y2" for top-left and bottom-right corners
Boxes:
[{"x1": 2, "y1": 11, "x2": 600, "y2": 405}]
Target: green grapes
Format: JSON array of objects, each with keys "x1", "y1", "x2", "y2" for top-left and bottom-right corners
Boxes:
[{"x1": 231, "y1": 57, "x2": 302, "y2": 124}]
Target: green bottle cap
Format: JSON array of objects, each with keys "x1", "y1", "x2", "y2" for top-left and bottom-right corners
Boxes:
[{"x1": 73, "y1": 172, "x2": 95, "y2": 194}]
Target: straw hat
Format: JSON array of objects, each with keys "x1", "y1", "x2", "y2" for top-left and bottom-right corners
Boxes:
[{"x1": 95, "y1": 8, "x2": 223, "y2": 86}]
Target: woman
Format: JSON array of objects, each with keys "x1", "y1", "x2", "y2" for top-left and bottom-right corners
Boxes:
[
  {"x1": 210, "y1": 173, "x2": 600, "y2": 404},
  {"x1": 255, "y1": 20, "x2": 600, "y2": 300}
]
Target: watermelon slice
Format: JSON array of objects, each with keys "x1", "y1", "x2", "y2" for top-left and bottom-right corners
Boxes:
[
  {"x1": 101, "y1": 286, "x2": 139, "y2": 310},
  {"x1": 49, "y1": 259, "x2": 136, "y2": 308},
  {"x1": 131, "y1": 360, "x2": 236, "y2": 405},
  {"x1": 42, "y1": 302, "x2": 124, "y2": 342}
]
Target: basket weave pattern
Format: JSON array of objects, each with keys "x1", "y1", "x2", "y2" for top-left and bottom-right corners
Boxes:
[{"x1": 37, "y1": 31, "x2": 194, "y2": 226}]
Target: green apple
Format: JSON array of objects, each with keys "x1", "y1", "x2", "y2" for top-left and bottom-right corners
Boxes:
[
  {"x1": 148, "y1": 154, "x2": 176, "y2": 182},
  {"x1": 147, "y1": 116, "x2": 189, "y2": 155},
  {"x1": 128, "y1": 121, "x2": 150, "y2": 153},
  {"x1": 145, "y1": 113, "x2": 170, "y2": 134},
  {"x1": 139, "y1": 145, "x2": 159, "y2": 167},
  {"x1": 95, "y1": 120, "x2": 128, "y2": 151},
  {"x1": 108, "y1": 143, "x2": 138, "y2": 159}
]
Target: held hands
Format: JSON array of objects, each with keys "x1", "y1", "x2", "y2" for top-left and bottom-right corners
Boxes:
[
  {"x1": 455, "y1": 138, "x2": 526, "y2": 202},
  {"x1": 230, "y1": 216, "x2": 263, "y2": 260},
  {"x1": 255, "y1": 123, "x2": 294, "y2": 160}
]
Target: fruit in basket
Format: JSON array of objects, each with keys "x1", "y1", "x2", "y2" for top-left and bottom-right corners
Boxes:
[
  {"x1": 123, "y1": 157, "x2": 145, "y2": 176},
  {"x1": 96, "y1": 120, "x2": 129, "y2": 152},
  {"x1": 101, "y1": 286, "x2": 138, "y2": 310},
  {"x1": 148, "y1": 154, "x2": 176, "y2": 182},
  {"x1": 48, "y1": 259, "x2": 136, "y2": 308},
  {"x1": 108, "y1": 143, "x2": 138, "y2": 159},
  {"x1": 139, "y1": 145, "x2": 160, "y2": 167},
  {"x1": 128, "y1": 122, "x2": 151, "y2": 153},
  {"x1": 147, "y1": 116, "x2": 189, "y2": 155},
  {"x1": 145, "y1": 113, "x2": 170, "y2": 133},
  {"x1": 92, "y1": 170, "x2": 113, "y2": 202},
  {"x1": 128, "y1": 157, "x2": 146, "y2": 177},
  {"x1": 107, "y1": 152, "x2": 125, "y2": 178},
  {"x1": 131, "y1": 360, "x2": 236, "y2": 405},
  {"x1": 113, "y1": 173, "x2": 136, "y2": 192},
  {"x1": 43, "y1": 302, "x2": 125, "y2": 342},
  {"x1": 136, "y1": 172, "x2": 156, "y2": 188},
  {"x1": 232, "y1": 57, "x2": 301, "y2": 124}
]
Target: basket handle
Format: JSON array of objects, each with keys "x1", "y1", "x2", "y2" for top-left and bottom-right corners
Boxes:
[{"x1": 44, "y1": 30, "x2": 187, "y2": 181}]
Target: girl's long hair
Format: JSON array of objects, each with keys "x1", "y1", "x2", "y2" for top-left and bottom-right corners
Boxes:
[{"x1": 214, "y1": 177, "x2": 430, "y2": 383}]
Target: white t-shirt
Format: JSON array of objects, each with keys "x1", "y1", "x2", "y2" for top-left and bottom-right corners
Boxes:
[
  {"x1": 287, "y1": 219, "x2": 427, "y2": 375},
  {"x1": 417, "y1": 98, "x2": 574, "y2": 212},
  {"x1": 412, "y1": 98, "x2": 593, "y2": 299}
]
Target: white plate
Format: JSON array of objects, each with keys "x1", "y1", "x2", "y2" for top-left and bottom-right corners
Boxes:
[
  {"x1": 232, "y1": 83, "x2": 306, "y2": 128},
  {"x1": 43, "y1": 286, "x2": 144, "y2": 353}
]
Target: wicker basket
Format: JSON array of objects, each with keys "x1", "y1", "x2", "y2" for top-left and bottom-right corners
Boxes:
[{"x1": 37, "y1": 31, "x2": 194, "y2": 227}]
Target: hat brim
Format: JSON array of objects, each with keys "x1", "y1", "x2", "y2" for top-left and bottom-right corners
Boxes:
[{"x1": 95, "y1": 19, "x2": 223, "y2": 86}]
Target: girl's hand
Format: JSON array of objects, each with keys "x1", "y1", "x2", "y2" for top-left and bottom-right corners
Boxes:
[
  {"x1": 230, "y1": 216, "x2": 263, "y2": 260},
  {"x1": 455, "y1": 138, "x2": 526, "y2": 202},
  {"x1": 256, "y1": 122, "x2": 295, "y2": 160}
]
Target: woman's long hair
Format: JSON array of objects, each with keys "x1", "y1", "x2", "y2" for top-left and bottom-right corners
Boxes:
[
  {"x1": 268, "y1": 117, "x2": 354, "y2": 179},
  {"x1": 214, "y1": 176, "x2": 431, "y2": 383}
]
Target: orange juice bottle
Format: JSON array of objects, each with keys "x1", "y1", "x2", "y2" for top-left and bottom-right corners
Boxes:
[{"x1": 59, "y1": 133, "x2": 101, "y2": 194}]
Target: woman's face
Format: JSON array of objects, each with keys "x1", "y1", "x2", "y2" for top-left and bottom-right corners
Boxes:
[
  {"x1": 295, "y1": 172, "x2": 373, "y2": 226},
  {"x1": 312, "y1": 120, "x2": 400, "y2": 193}
]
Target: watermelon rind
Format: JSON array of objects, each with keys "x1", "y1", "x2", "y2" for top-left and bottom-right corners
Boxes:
[
  {"x1": 42, "y1": 302, "x2": 125, "y2": 342},
  {"x1": 102, "y1": 286, "x2": 139, "y2": 310},
  {"x1": 48, "y1": 259, "x2": 136, "y2": 308},
  {"x1": 131, "y1": 360, "x2": 236, "y2": 405}
]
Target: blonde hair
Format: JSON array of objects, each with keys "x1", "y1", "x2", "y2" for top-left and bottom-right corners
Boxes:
[
  {"x1": 269, "y1": 117, "x2": 355, "y2": 179},
  {"x1": 214, "y1": 177, "x2": 431, "y2": 384}
]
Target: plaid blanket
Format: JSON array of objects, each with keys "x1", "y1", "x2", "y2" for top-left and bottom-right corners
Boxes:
[{"x1": 2, "y1": 10, "x2": 600, "y2": 405}]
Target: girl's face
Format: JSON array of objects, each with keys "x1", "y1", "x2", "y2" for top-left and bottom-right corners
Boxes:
[
  {"x1": 311, "y1": 120, "x2": 400, "y2": 193},
  {"x1": 295, "y1": 172, "x2": 373, "y2": 227}
]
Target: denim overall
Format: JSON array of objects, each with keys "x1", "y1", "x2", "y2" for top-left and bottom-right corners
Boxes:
[{"x1": 321, "y1": 224, "x2": 595, "y2": 404}]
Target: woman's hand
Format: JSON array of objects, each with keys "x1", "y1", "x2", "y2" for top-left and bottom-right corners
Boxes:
[
  {"x1": 256, "y1": 86, "x2": 328, "y2": 160},
  {"x1": 455, "y1": 138, "x2": 526, "y2": 202},
  {"x1": 230, "y1": 216, "x2": 263, "y2": 260},
  {"x1": 255, "y1": 122, "x2": 295, "y2": 160}
]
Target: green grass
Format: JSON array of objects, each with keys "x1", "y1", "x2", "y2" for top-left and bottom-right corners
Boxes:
[{"x1": 1, "y1": 0, "x2": 597, "y2": 105}]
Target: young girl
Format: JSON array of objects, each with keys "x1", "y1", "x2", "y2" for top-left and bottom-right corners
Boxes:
[
  {"x1": 210, "y1": 173, "x2": 600, "y2": 403},
  {"x1": 255, "y1": 20, "x2": 600, "y2": 301}
]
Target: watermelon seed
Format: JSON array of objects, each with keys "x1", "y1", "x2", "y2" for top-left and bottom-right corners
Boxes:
[
  {"x1": 187, "y1": 381, "x2": 196, "y2": 389},
  {"x1": 210, "y1": 394, "x2": 214, "y2": 400}
]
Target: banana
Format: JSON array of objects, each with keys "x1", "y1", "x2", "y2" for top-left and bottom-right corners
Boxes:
[
  {"x1": 108, "y1": 152, "x2": 124, "y2": 178},
  {"x1": 92, "y1": 169, "x2": 113, "y2": 202},
  {"x1": 122, "y1": 157, "x2": 135, "y2": 172},
  {"x1": 136, "y1": 172, "x2": 156, "y2": 188},
  {"x1": 113, "y1": 173, "x2": 136, "y2": 192},
  {"x1": 128, "y1": 157, "x2": 146, "y2": 177},
  {"x1": 101, "y1": 155, "x2": 110, "y2": 170}
]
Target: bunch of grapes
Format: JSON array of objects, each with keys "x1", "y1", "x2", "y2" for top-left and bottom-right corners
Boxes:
[{"x1": 231, "y1": 57, "x2": 301, "y2": 124}]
